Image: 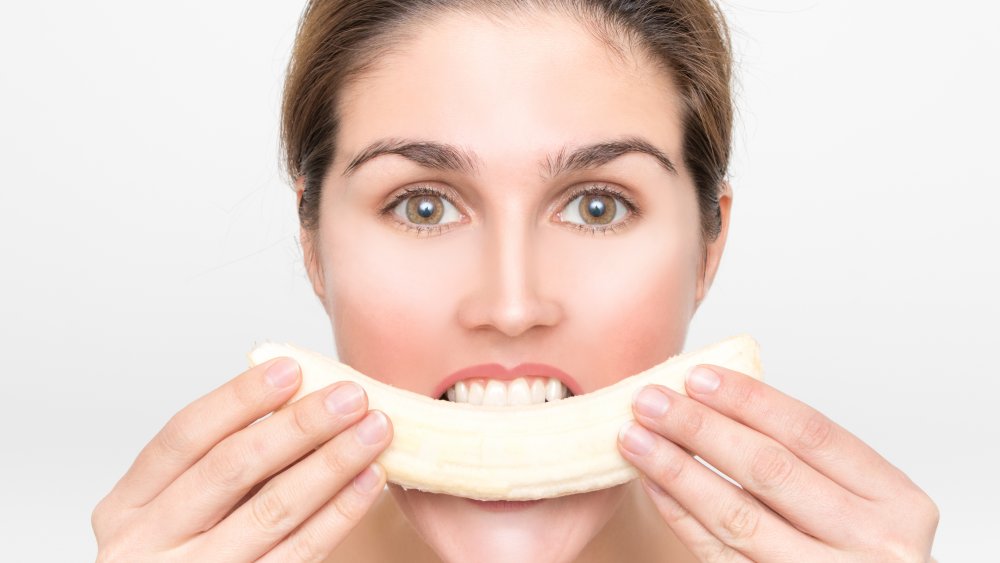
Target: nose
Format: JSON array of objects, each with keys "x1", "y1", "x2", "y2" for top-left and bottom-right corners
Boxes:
[{"x1": 456, "y1": 219, "x2": 563, "y2": 338}]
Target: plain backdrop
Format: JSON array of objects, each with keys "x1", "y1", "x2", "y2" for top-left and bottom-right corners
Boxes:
[{"x1": 1, "y1": 1, "x2": 997, "y2": 560}]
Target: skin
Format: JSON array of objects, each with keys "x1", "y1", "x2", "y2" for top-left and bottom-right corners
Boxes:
[
  {"x1": 304, "y1": 9, "x2": 714, "y2": 563},
  {"x1": 92, "y1": 8, "x2": 938, "y2": 563}
]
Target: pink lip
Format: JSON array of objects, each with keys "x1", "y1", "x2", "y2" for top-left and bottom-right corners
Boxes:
[{"x1": 433, "y1": 363, "x2": 583, "y2": 399}]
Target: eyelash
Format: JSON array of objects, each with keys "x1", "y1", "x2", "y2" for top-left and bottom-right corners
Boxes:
[
  {"x1": 562, "y1": 184, "x2": 641, "y2": 236},
  {"x1": 378, "y1": 183, "x2": 641, "y2": 236},
  {"x1": 378, "y1": 186, "x2": 463, "y2": 237}
]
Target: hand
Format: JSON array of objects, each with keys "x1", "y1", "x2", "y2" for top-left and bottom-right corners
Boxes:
[
  {"x1": 93, "y1": 357, "x2": 393, "y2": 562},
  {"x1": 617, "y1": 364, "x2": 938, "y2": 562}
]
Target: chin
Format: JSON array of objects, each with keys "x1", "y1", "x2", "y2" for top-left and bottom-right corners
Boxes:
[{"x1": 388, "y1": 483, "x2": 627, "y2": 563}]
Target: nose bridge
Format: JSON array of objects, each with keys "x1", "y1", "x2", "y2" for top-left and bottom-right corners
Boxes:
[{"x1": 458, "y1": 210, "x2": 562, "y2": 336}]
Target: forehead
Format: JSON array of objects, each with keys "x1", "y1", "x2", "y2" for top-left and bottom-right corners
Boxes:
[{"x1": 335, "y1": 9, "x2": 683, "y2": 177}]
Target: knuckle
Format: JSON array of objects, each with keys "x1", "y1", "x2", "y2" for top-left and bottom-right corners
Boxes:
[
  {"x1": 717, "y1": 495, "x2": 761, "y2": 543},
  {"x1": 905, "y1": 487, "x2": 941, "y2": 532},
  {"x1": 703, "y1": 543, "x2": 742, "y2": 563},
  {"x1": 658, "y1": 499, "x2": 688, "y2": 522},
  {"x1": 645, "y1": 480, "x2": 687, "y2": 521},
  {"x1": 290, "y1": 529, "x2": 326, "y2": 562},
  {"x1": 729, "y1": 380, "x2": 760, "y2": 412},
  {"x1": 792, "y1": 411, "x2": 834, "y2": 451},
  {"x1": 250, "y1": 487, "x2": 294, "y2": 532},
  {"x1": 317, "y1": 441, "x2": 355, "y2": 476},
  {"x1": 747, "y1": 445, "x2": 796, "y2": 492},
  {"x1": 288, "y1": 402, "x2": 321, "y2": 437},
  {"x1": 330, "y1": 491, "x2": 366, "y2": 524},
  {"x1": 246, "y1": 432, "x2": 271, "y2": 463},
  {"x1": 877, "y1": 538, "x2": 926, "y2": 563},
  {"x1": 91, "y1": 498, "x2": 108, "y2": 533},
  {"x1": 91, "y1": 497, "x2": 122, "y2": 540},
  {"x1": 230, "y1": 373, "x2": 263, "y2": 409},
  {"x1": 656, "y1": 449, "x2": 687, "y2": 483},
  {"x1": 96, "y1": 544, "x2": 132, "y2": 563},
  {"x1": 199, "y1": 445, "x2": 249, "y2": 491},
  {"x1": 157, "y1": 415, "x2": 198, "y2": 460},
  {"x1": 677, "y1": 408, "x2": 706, "y2": 439},
  {"x1": 925, "y1": 495, "x2": 941, "y2": 528}
]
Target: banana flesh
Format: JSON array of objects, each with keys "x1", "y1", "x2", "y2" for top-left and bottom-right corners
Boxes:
[{"x1": 247, "y1": 335, "x2": 762, "y2": 501}]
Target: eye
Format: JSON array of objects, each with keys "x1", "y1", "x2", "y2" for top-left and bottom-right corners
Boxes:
[
  {"x1": 386, "y1": 187, "x2": 463, "y2": 228},
  {"x1": 557, "y1": 186, "x2": 634, "y2": 230}
]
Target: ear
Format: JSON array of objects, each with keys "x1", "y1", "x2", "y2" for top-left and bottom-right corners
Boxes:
[
  {"x1": 694, "y1": 181, "x2": 732, "y2": 309},
  {"x1": 296, "y1": 177, "x2": 326, "y2": 302}
]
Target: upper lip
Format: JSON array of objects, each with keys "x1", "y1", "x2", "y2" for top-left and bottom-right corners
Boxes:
[{"x1": 434, "y1": 363, "x2": 583, "y2": 399}]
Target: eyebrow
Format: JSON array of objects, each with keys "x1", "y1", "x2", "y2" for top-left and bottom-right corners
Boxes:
[{"x1": 341, "y1": 136, "x2": 678, "y2": 179}]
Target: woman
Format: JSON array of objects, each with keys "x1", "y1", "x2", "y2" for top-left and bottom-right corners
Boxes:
[{"x1": 92, "y1": 1, "x2": 939, "y2": 561}]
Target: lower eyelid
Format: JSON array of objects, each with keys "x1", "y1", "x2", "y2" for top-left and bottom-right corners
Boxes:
[
  {"x1": 556, "y1": 192, "x2": 633, "y2": 228},
  {"x1": 383, "y1": 187, "x2": 637, "y2": 234}
]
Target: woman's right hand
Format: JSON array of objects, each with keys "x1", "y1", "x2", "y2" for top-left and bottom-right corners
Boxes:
[{"x1": 92, "y1": 357, "x2": 393, "y2": 562}]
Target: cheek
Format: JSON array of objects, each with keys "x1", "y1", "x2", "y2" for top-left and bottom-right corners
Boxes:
[
  {"x1": 319, "y1": 217, "x2": 468, "y2": 383},
  {"x1": 552, "y1": 227, "x2": 700, "y2": 382}
]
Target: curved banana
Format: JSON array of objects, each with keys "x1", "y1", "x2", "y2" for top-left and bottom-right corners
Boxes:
[{"x1": 248, "y1": 334, "x2": 762, "y2": 501}]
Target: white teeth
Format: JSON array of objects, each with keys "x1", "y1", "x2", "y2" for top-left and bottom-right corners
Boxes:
[
  {"x1": 545, "y1": 377, "x2": 564, "y2": 402},
  {"x1": 467, "y1": 381, "x2": 484, "y2": 405},
  {"x1": 446, "y1": 376, "x2": 571, "y2": 406},
  {"x1": 483, "y1": 380, "x2": 507, "y2": 406},
  {"x1": 507, "y1": 378, "x2": 532, "y2": 406},
  {"x1": 455, "y1": 380, "x2": 468, "y2": 403},
  {"x1": 530, "y1": 379, "x2": 546, "y2": 403}
]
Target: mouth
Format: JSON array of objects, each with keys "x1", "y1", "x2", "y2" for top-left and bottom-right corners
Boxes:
[
  {"x1": 438, "y1": 376, "x2": 575, "y2": 405},
  {"x1": 434, "y1": 362, "x2": 581, "y2": 406}
]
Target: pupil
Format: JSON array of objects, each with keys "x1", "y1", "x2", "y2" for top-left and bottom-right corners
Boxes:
[
  {"x1": 588, "y1": 198, "x2": 606, "y2": 217},
  {"x1": 418, "y1": 199, "x2": 436, "y2": 218}
]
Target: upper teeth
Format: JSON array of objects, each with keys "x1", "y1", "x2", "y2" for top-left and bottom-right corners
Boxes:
[{"x1": 444, "y1": 377, "x2": 573, "y2": 406}]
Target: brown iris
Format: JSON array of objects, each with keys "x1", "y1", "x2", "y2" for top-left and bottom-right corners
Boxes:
[
  {"x1": 579, "y1": 194, "x2": 616, "y2": 225},
  {"x1": 406, "y1": 195, "x2": 444, "y2": 224}
]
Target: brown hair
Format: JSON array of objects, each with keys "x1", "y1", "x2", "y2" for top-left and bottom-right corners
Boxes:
[{"x1": 282, "y1": 0, "x2": 733, "y2": 243}]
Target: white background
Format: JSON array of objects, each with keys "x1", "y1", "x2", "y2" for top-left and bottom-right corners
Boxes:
[{"x1": 1, "y1": 1, "x2": 997, "y2": 560}]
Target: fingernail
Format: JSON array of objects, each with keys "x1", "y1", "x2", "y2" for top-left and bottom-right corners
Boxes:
[
  {"x1": 353, "y1": 463, "x2": 382, "y2": 493},
  {"x1": 356, "y1": 411, "x2": 388, "y2": 445},
  {"x1": 325, "y1": 382, "x2": 365, "y2": 415},
  {"x1": 619, "y1": 421, "x2": 656, "y2": 456},
  {"x1": 687, "y1": 366, "x2": 720, "y2": 394},
  {"x1": 634, "y1": 387, "x2": 670, "y2": 417},
  {"x1": 266, "y1": 359, "x2": 300, "y2": 388}
]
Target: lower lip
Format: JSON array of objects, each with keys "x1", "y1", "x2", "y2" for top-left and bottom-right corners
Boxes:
[{"x1": 465, "y1": 498, "x2": 544, "y2": 511}]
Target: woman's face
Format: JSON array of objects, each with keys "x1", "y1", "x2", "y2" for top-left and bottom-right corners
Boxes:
[{"x1": 302, "y1": 9, "x2": 728, "y2": 563}]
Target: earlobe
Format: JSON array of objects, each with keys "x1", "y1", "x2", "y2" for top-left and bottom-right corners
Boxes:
[
  {"x1": 695, "y1": 181, "x2": 732, "y2": 309},
  {"x1": 296, "y1": 179, "x2": 326, "y2": 302},
  {"x1": 301, "y1": 225, "x2": 326, "y2": 302}
]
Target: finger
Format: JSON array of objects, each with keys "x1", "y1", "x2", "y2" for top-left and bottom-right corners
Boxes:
[
  {"x1": 109, "y1": 358, "x2": 302, "y2": 508},
  {"x1": 619, "y1": 421, "x2": 833, "y2": 561},
  {"x1": 686, "y1": 364, "x2": 911, "y2": 500},
  {"x1": 197, "y1": 410, "x2": 392, "y2": 559},
  {"x1": 632, "y1": 384, "x2": 866, "y2": 545},
  {"x1": 257, "y1": 463, "x2": 387, "y2": 563},
  {"x1": 638, "y1": 477, "x2": 753, "y2": 563},
  {"x1": 143, "y1": 380, "x2": 370, "y2": 540}
]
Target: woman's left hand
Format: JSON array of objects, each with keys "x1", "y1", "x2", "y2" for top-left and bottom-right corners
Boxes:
[{"x1": 617, "y1": 364, "x2": 939, "y2": 562}]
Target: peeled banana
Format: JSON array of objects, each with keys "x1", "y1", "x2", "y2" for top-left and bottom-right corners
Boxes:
[{"x1": 247, "y1": 335, "x2": 762, "y2": 501}]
